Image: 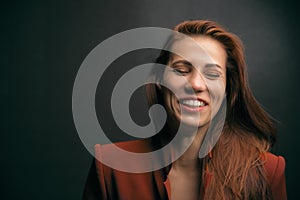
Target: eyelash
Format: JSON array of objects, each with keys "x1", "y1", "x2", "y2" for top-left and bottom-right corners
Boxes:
[
  {"x1": 172, "y1": 68, "x2": 221, "y2": 79},
  {"x1": 204, "y1": 72, "x2": 221, "y2": 79},
  {"x1": 172, "y1": 68, "x2": 190, "y2": 75}
]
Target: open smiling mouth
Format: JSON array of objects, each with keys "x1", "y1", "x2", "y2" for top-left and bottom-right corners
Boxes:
[{"x1": 178, "y1": 98, "x2": 208, "y2": 112}]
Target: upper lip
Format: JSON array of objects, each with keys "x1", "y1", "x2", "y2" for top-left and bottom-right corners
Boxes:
[{"x1": 178, "y1": 97, "x2": 209, "y2": 105}]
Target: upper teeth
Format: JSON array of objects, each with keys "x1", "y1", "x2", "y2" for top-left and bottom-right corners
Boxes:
[{"x1": 182, "y1": 100, "x2": 205, "y2": 107}]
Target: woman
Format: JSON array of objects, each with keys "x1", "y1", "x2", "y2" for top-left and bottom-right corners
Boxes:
[{"x1": 83, "y1": 20, "x2": 286, "y2": 200}]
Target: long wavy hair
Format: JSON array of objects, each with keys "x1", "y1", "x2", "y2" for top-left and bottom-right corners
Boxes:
[{"x1": 146, "y1": 20, "x2": 276, "y2": 199}]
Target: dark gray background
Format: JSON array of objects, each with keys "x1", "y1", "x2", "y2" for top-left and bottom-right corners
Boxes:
[{"x1": 2, "y1": 0, "x2": 299, "y2": 199}]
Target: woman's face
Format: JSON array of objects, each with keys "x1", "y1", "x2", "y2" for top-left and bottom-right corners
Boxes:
[{"x1": 160, "y1": 36, "x2": 227, "y2": 128}]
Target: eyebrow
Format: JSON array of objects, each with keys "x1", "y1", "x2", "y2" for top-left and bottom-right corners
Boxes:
[
  {"x1": 205, "y1": 63, "x2": 223, "y2": 70},
  {"x1": 170, "y1": 60, "x2": 193, "y2": 67}
]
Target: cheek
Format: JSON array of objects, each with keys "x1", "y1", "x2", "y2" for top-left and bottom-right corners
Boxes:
[
  {"x1": 162, "y1": 72, "x2": 187, "y2": 93},
  {"x1": 206, "y1": 79, "x2": 226, "y2": 117},
  {"x1": 207, "y1": 79, "x2": 225, "y2": 98}
]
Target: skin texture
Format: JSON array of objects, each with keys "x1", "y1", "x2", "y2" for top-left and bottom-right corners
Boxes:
[
  {"x1": 158, "y1": 36, "x2": 227, "y2": 200},
  {"x1": 160, "y1": 36, "x2": 226, "y2": 129}
]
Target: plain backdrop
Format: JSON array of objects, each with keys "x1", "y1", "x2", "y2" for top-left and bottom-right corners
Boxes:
[{"x1": 1, "y1": 0, "x2": 299, "y2": 199}]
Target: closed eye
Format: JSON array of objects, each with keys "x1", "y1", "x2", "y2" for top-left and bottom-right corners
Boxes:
[
  {"x1": 204, "y1": 71, "x2": 221, "y2": 79},
  {"x1": 172, "y1": 68, "x2": 190, "y2": 75},
  {"x1": 171, "y1": 60, "x2": 192, "y2": 75},
  {"x1": 203, "y1": 64, "x2": 223, "y2": 80}
]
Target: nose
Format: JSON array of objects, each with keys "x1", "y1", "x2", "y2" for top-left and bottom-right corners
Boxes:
[{"x1": 186, "y1": 69, "x2": 207, "y2": 93}]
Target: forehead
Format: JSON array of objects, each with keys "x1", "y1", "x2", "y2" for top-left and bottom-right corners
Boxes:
[{"x1": 169, "y1": 36, "x2": 227, "y2": 70}]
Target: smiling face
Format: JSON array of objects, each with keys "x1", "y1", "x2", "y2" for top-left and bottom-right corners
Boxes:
[{"x1": 160, "y1": 36, "x2": 227, "y2": 128}]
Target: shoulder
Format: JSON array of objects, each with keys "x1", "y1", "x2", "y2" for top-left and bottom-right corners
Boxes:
[
  {"x1": 94, "y1": 139, "x2": 156, "y2": 173},
  {"x1": 94, "y1": 139, "x2": 154, "y2": 156},
  {"x1": 92, "y1": 140, "x2": 168, "y2": 199},
  {"x1": 262, "y1": 152, "x2": 287, "y2": 200},
  {"x1": 262, "y1": 152, "x2": 285, "y2": 183},
  {"x1": 83, "y1": 140, "x2": 159, "y2": 200}
]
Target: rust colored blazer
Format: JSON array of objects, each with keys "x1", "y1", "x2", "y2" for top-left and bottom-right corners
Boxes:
[{"x1": 82, "y1": 140, "x2": 286, "y2": 200}]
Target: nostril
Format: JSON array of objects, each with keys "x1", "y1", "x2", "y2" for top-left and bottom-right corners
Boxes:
[
  {"x1": 187, "y1": 80, "x2": 207, "y2": 93},
  {"x1": 185, "y1": 85, "x2": 205, "y2": 94}
]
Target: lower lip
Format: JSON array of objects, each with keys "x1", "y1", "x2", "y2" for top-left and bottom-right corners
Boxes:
[{"x1": 179, "y1": 103, "x2": 208, "y2": 112}]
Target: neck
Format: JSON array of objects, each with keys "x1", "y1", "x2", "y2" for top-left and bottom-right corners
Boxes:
[{"x1": 166, "y1": 123, "x2": 208, "y2": 170}]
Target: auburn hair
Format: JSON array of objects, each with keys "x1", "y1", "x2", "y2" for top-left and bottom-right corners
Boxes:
[{"x1": 146, "y1": 20, "x2": 276, "y2": 199}]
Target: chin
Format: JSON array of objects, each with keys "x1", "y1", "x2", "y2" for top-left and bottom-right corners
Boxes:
[
  {"x1": 181, "y1": 120, "x2": 209, "y2": 128},
  {"x1": 180, "y1": 111, "x2": 210, "y2": 125}
]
